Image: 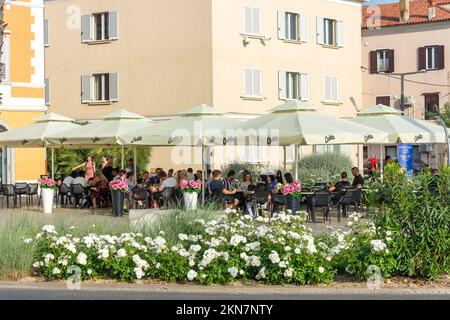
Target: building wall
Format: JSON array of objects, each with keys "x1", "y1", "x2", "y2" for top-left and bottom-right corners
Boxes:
[
  {"x1": 44, "y1": 0, "x2": 213, "y2": 120},
  {"x1": 362, "y1": 22, "x2": 450, "y2": 119},
  {"x1": 0, "y1": 0, "x2": 46, "y2": 183}
]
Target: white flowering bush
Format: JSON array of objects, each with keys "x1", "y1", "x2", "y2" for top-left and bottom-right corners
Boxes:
[
  {"x1": 322, "y1": 213, "x2": 397, "y2": 279},
  {"x1": 29, "y1": 212, "x2": 335, "y2": 285}
]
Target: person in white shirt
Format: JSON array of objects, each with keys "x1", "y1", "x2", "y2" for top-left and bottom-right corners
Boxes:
[
  {"x1": 158, "y1": 171, "x2": 177, "y2": 191},
  {"x1": 62, "y1": 171, "x2": 77, "y2": 187},
  {"x1": 73, "y1": 170, "x2": 88, "y2": 188}
]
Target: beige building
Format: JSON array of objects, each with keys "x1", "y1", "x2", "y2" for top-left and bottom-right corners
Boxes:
[
  {"x1": 362, "y1": 0, "x2": 450, "y2": 165},
  {"x1": 45, "y1": 0, "x2": 365, "y2": 171}
]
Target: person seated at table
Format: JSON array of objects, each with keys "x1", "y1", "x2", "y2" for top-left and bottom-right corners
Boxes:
[
  {"x1": 139, "y1": 171, "x2": 150, "y2": 186},
  {"x1": 195, "y1": 170, "x2": 203, "y2": 181},
  {"x1": 275, "y1": 170, "x2": 284, "y2": 184},
  {"x1": 126, "y1": 171, "x2": 136, "y2": 188},
  {"x1": 168, "y1": 168, "x2": 174, "y2": 178},
  {"x1": 351, "y1": 167, "x2": 364, "y2": 189},
  {"x1": 149, "y1": 168, "x2": 162, "y2": 184},
  {"x1": 62, "y1": 171, "x2": 77, "y2": 187},
  {"x1": 176, "y1": 170, "x2": 188, "y2": 188},
  {"x1": 73, "y1": 170, "x2": 88, "y2": 188},
  {"x1": 89, "y1": 170, "x2": 108, "y2": 209},
  {"x1": 186, "y1": 168, "x2": 195, "y2": 181},
  {"x1": 158, "y1": 170, "x2": 178, "y2": 191},
  {"x1": 238, "y1": 171, "x2": 253, "y2": 192},
  {"x1": 331, "y1": 172, "x2": 351, "y2": 193},
  {"x1": 209, "y1": 170, "x2": 239, "y2": 209}
]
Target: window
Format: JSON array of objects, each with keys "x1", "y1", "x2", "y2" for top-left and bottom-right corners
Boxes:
[
  {"x1": 278, "y1": 11, "x2": 308, "y2": 42},
  {"x1": 45, "y1": 78, "x2": 50, "y2": 105},
  {"x1": 243, "y1": 7, "x2": 261, "y2": 35},
  {"x1": 424, "y1": 92, "x2": 439, "y2": 120},
  {"x1": 44, "y1": 19, "x2": 49, "y2": 46},
  {"x1": 81, "y1": 73, "x2": 118, "y2": 103},
  {"x1": 419, "y1": 45, "x2": 444, "y2": 71},
  {"x1": 376, "y1": 96, "x2": 391, "y2": 107},
  {"x1": 370, "y1": 49, "x2": 394, "y2": 73},
  {"x1": 243, "y1": 68, "x2": 262, "y2": 97},
  {"x1": 278, "y1": 71, "x2": 309, "y2": 101},
  {"x1": 324, "y1": 75, "x2": 339, "y2": 103},
  {"x1": 82, "y1": 12, "x2": 118, "y2": 43},
  {"x1": 0, "y1": 36, "x2": 10, "y2": 82},
  {"x1": 316, "y1": 17, "x2": 343, "y2": 47}
]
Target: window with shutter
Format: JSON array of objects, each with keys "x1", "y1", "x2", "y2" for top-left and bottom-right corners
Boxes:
[
  {"x1": 423, "y1": 93, "x2": 440, "y2": 120},
  {"x1": 81, "y1": 75, "x2": 91, "y2": 103},
  {"x1": 370, "y1": 51, "x2": 378, "y2": 74},
  {"x1": 45, "y1": 78, "x2": 50, "y2": 105},
  {"x1": 376, "y1": 96, "x2": 390, "y2": 107},
  {"x1": 279, "y1": 71, "x2": 309, "y2": 101},
  {"x1": 243, "y1": 7, "x2": 261, "y2": 35},
  {"x1": 437, "y1": 45, "x2": 445, "y2": 69},
  {"x1": 316, "y1": 17, "x2": 324, "y2": 44},
  {"x1": 372, "y1": 49, "x2": 392, "y2": 73},
  {"x1": 278, "y1": 71, "x2": 287, "y2": 99},
  {"x1": 285, "y1": 12, "x2": 299, "y2": 40},
  {"x1": 44, "y1": 20, "x2": 49, "y2": 46},
  {"x1": 387, "y1": 49, "x2": 395, "y2": 73},
  {"x1": 81, "y1": 15, "x2": 92, "y2": 42},
  {"x1": 422, "y1": 45, "x2": 444, "y2": 70},
  {"x1": 243, "y1": 68, "x2": 262, "y2": 97},
  {"x1": 109, "y1": 73, "x2": 118, "y2": 101},
  {"x1": 300, "y1": 73, "x2": 309, "y2": 101},
  {"x1": 299, "y1": 15, "x2": 309, "y2": 42},
  {"x1": 324, "y1": 75, "x2": 339, "y2": 103},
  {"x1": 278, "y1": 11, "x2": 286, "y2": 40},
  {"x1": 418, "y1": 47, "x2": 426, "y2": 71},
  {"x1": 83, "y1": 12, "x2": 118, "y2": 43}
]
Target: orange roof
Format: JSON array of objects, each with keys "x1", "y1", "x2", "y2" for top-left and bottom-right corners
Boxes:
[{"x1": 362, "y1": 0, "x2": 450, "y2": 29}]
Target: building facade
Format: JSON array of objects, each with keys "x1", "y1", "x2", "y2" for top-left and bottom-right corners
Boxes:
[
  {"x1": 362, "y1": 0, "x2": 450, "y2": 166},
  {"x1": 45, "y1": 0, "x2": 364, "y2": 170},
  {"x1": 0, "y1": 0, "x2": 46, "y2": 183}
]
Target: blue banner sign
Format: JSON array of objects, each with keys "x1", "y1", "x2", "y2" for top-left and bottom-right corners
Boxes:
[{"x1": 398, "y1": 144, "x2": 414, "y2": 176}]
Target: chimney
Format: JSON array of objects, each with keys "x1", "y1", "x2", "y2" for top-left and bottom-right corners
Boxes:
[
  {"x1": 400, "y1": 0, "x2": 410, "y2": 23},
  {"x1": 428, "y1": 0, "x2": 437, "y2": 20}
]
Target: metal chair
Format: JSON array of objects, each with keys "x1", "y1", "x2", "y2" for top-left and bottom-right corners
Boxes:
[
  {"x1": 58, "y1": 183, "x2": 71, "y2": 207},
  {"x1": 132, "y1": 187, "x2": 149, "y2": 209},
  {"x1": 26, "y1": 183, "x2": 39, "y2": 208},
  {"x1": 70, "y1": 184, "x2": 87, "y2": 208},
  {"x1": 2, "y1": 184, "x2": 16, "y2": 209},
  {"x1": 337, "y1": 189, "x2": 362, "y2": 222},
  {"x1": 14, "y1": 182, "x2": 28, "y2": 208},
  {"x1": 310, "y1": 190, "x2": 332, "y2": 223}
]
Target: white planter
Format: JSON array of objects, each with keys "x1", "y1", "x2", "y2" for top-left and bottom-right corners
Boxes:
[
  {"x1": 42, "y1": 188, "x2": 55, "y2": 214},
  {"x1": 183, "y1": 192, "x2": 198, "y2": 210}
]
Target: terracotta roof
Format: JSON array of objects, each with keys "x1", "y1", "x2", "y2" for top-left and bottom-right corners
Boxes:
[{"x1": 362, "y1": 0, "x2": 450, "y2": 29}]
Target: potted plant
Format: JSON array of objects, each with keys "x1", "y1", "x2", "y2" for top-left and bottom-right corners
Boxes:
[
  {"x1": 180, "y1": 179, "x2": 202, "y2": 210},
  {"x1": 279, "y1": 180, "x2": 302, "y2": 214},
  {"x1": 39, "y1": 178, "x2": 57, "y2": 214},
  {"x1": 109, "y1": 178, "x2": 128, "y2": 217}
]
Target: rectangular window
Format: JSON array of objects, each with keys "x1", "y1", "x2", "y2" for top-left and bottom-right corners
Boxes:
[
  {"x1": 324, "y1": 75, "x2": 339, "y2": 103},
  {"x1": 285, "y1": 12, "x2": 299, "y2": 40},
  {"x1": 243, "y1": 7, "x2": 261, "y2": 35},
  {"x1": 324, "y1": 18, "x2": 335, "y2": 46},
  {"x1": 319, "y1": 18, "x2": 343, "y2": 47},
  {"x1": 82, "y1": 73, "x2": 118, "y2": 103},
  {"x1": 93, "y1": 13, "x2": 109, "y2": 41},
  {"x1": 244, "y1": 68, "x2": 262, "y2": 97},
  {"x1": 82, "y1": 12, "x2": 118, "y2": 42},
  {"x1": 426, "y1": 46, "x2": 437, "y2": 70},
  {"x1": 279, "y1": 71, "x2": 309, "y2": 101},
  {"x1": 93, "y1": 73, "x2": 110, "y2": 101},
  {"x1": 376, "y1": 96, "x2": 391, "y2": 107},
  {"x1": 424, "y1": 92, "x2": 440, "y2": 120},
  {"x1": 377, "y1": 50, "x2": 390, "y2": 73}
]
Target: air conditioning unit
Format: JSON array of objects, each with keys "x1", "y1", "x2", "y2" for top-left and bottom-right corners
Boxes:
[
  {"x1": 419, "y1": 144, "x2": 434, "y2": 153},
  {"x1": 404, "y1": 96, "x2": 415, "y2": 106}
]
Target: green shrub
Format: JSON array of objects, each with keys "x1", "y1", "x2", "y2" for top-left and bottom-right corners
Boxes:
[
  {"x1": 296, "y1": 153, "x2": 353, "y2": 188},
  {"x1": 221, "y1": 161, "x2": 263, "y2": 182}
]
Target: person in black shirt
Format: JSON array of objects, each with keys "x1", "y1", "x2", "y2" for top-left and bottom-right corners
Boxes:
[
  {"x1": 101, "y1": 155, "x2": 114, "y2": 182},
  {"x1": 351, "y1": 167, "x2": 364, "y2": 189}
]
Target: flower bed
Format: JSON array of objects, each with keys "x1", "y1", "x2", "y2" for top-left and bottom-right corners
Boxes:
[{"x1": 29, "y1": 212, "x2": 339, "y2": 285}]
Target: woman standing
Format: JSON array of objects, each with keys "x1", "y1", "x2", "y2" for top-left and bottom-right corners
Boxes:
[
  {"x1": 89, "y1": 170, "x2": 108, "y2": 209},
  {"x1": 73, "y1": 155, "x2": 96, "y2": 181}
]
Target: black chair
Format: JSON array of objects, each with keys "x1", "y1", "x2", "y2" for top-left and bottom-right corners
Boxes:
[
  {"x1": 250, "y1": 183, "x2": 270, "y2": 217},
  {"x1": 26, "y1": 183, "x2": 39, "y2": 208},
  {"x1": 71, "y1": 184, "x2": 87, "y2": 208},
  {"x1": 14, "y1": 182, "x2": 28, "y2": 208},
  {"x1": 161, "y1": 187, "x2": 174, "y2": 209},
  {"x1": 337, "y1": 189, "x2": 362, "y2": 222},
  {"x1": 58, "y1": 183, "x2": 71, "y2": 207},
  {"x1": 132, "y1": 187, "x2": 149, "y2": 209},
  {"x1": 2, "y1": 184, "x2": 16, "y2": 208},
  {"x1": 310, "y1": 190, "x2": 332, "y2": 223}
]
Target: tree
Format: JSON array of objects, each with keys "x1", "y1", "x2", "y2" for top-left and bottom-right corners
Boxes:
[
  {"x1": 47, "y1": 147, "x2": 152, "y2": 176},
  {"x1": 435, "y1": 102, "x2": 450, "y2": 128}
]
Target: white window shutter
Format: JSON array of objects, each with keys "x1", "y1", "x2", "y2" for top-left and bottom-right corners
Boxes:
[
  {"x1": 336, "y1": 20, "x2": 344, "y2": 47},
  {"x1": 333, "y1": 77, "x2": 339, "y2": 101},
  {"x1": 108, "y1": 12, "x2": 118, "y2": 39},
  {"x1": 81, "y1": 75, "x2": 91, "y2": 103},
  {"x1": 244, "y1": 68, "x2": 253, "y2": 96},
  {"x1": 316, "y1": 17, "x2": 324, "y2": 45},
  {"x1": 324, "y1": 75, "x2": 331, "y2": 101},
  {"x1": 278, "y1": 11, "x2": 286, "y2": 40},
  {"x1": 45, "y1": 78, "x2": 50, "y2": 105},
  {"x1": 253, "y1": 69, "x2": 261, "y2": 96},
  {"x1": 300, "y1": 74, "x2": 310, "y2": 101},
  {"x1": 253, "y1": 8, "x2": 261, "y2": 34},
  {"x1": 109, "y1": 73, "x2": 118, "y2": 101},
  {"x1": 81, "y1": 15, "x2": 92, "y2": 42},
  {"x1": 299, "y1": 15, "x2": 309, "y2": 42},
  {"x1": 44, "y1": 20, "x2": 49, "y2": 46},
  {"x1": 243, "y1": 7, "x2": 252, "y2": 33},
  {"x1": 278, "y1": 71, "x2": 287, "y2": 100}
]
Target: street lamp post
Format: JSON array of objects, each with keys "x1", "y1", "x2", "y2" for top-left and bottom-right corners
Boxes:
[{"x1": 435, "y1": 115, "x2": 450, "y2": 166}]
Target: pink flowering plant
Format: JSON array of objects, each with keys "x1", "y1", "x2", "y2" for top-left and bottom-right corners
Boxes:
[
  {"x1": 39, "y1": 178, "x2": 57, "y2": 190},
  {"x1": 279, "y1": 180, "x2": 302, "y2": 198},
  {"x1": 180, "y1": 179, "x2": 202, "y2": 193},
  {"x1": 109, "y1": 179, "x2": 129, "y2": 193}
]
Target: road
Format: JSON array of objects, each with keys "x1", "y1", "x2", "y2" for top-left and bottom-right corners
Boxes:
[{"x1": 0, "y1": 283, "x2": 449, "y2": 300}]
